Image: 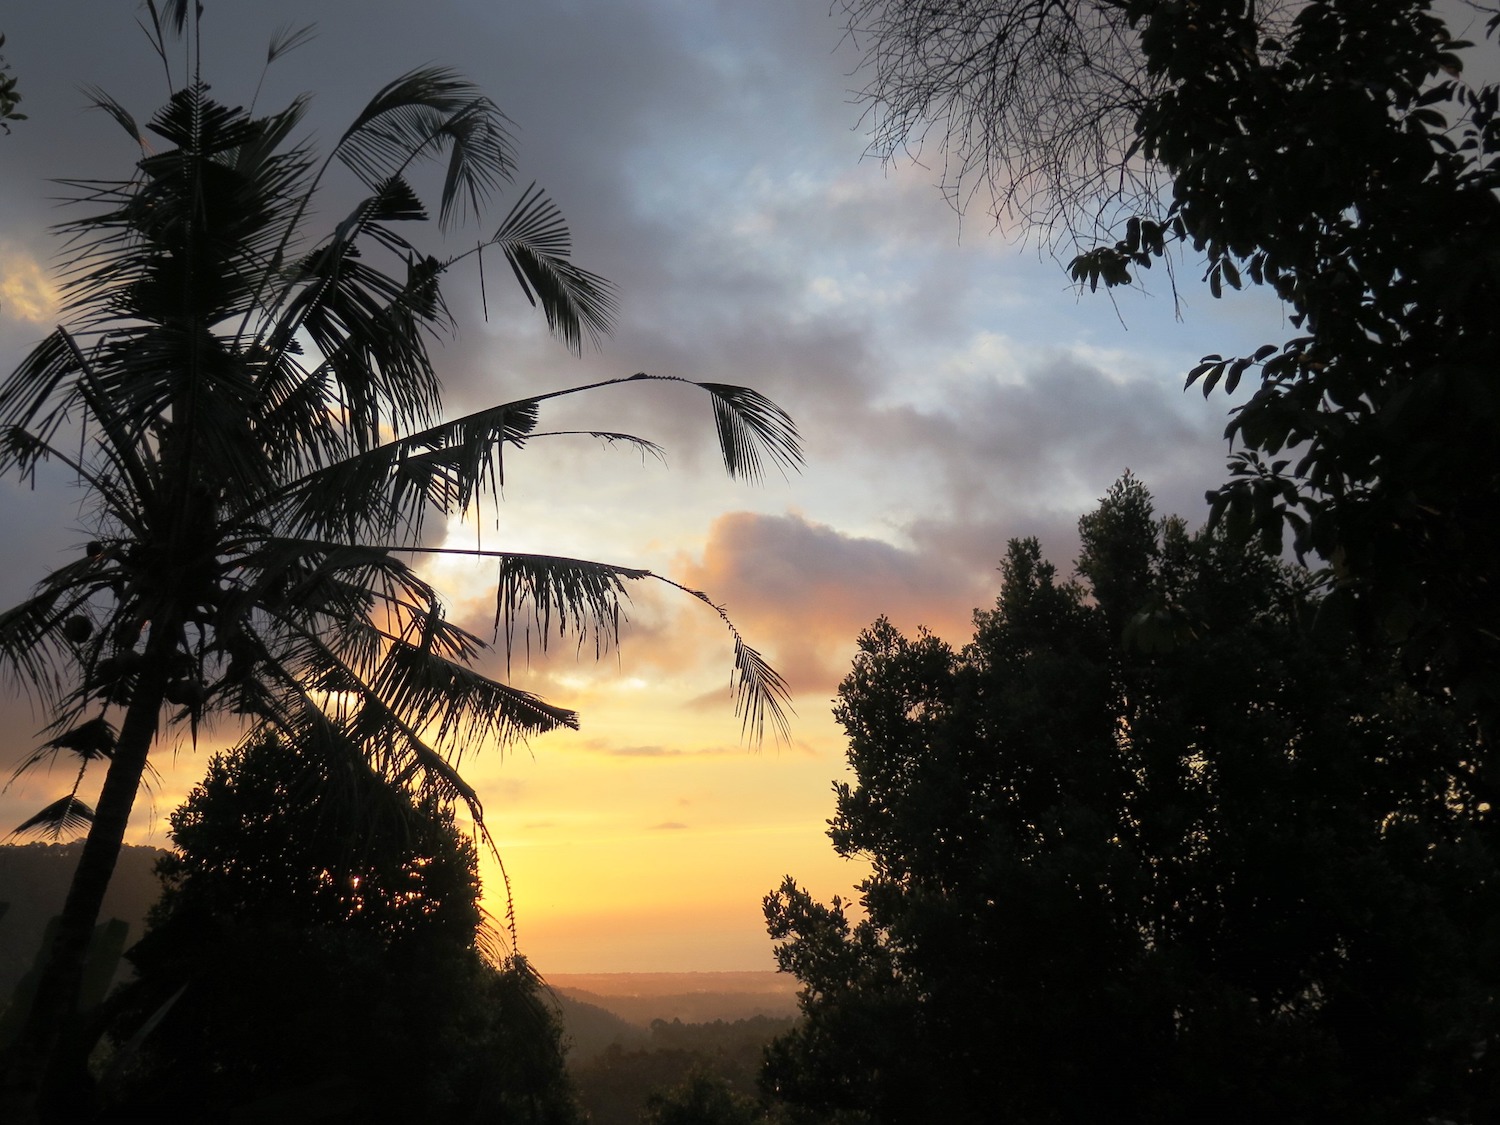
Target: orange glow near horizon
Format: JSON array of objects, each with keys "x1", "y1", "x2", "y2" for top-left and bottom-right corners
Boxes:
[{"x1": 10, "y1": 620, "x2": 875, "y2": 976}]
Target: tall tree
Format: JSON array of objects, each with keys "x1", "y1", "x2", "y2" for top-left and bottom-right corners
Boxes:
[
  {"x1": 765, "y1": 476, "x2": 1498, "y2": 1124},
  {"x1": 101, "y1": 733, "x2": 582, "y2": 1123},
  {"x1": 836, "y1": 0, "x2": 1500, "y2": 717},
  {"x1": 0, "y1": 6, "x2": 797, "y2": 1114}
]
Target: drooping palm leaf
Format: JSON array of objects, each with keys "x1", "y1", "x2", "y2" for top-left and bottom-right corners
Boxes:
[
  {"x1": 334, "y1": 66, "x2": 517, "y2": 232},
  {"x1": 489, "y1": 183, "x2": 618, "y2": 353},
  {"x1": 700, "y1": 382, "x2": 803, "y2": 482},
  {"x1": 491, "y1": 553, "x2": 649, "y2": 664},
  {"x1": 80, "y1": 86, "x2": 146, "y2": 149},
  {"x1": 664, "y1": 579, "x2": 794, "y2": 745},
  {"x1": 11, "y1": 795, "x2": 95, "y2": 840},
  {"x1": 524, "y1": 372, "x2": 803, "y2": 482}
]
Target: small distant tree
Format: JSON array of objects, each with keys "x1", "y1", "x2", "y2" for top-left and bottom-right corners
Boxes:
[
  {"x1": 765, "y1": 476, "x2": 1500, "y2": 1124},
  {"x1": 103, "y1": 732, "x2": 582, "y2": 1123}
]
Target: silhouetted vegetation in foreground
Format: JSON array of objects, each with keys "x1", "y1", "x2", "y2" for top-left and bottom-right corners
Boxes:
[{"x1": 765, "y1": 477, "x2": 1500, "y2": 1124}]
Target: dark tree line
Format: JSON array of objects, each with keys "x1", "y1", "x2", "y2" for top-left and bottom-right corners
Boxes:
[{"x1": 766, "y1": 476, "x2": 1498, "y2": 1124}]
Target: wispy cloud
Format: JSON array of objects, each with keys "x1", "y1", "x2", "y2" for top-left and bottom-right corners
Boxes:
[{"x1": 0, "y1": 245, "x2": 59, "y2": 325}]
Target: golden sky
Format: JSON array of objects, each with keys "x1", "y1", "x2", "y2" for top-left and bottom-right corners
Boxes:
[{"x1": 0, "y1": 0, "x2": 1293, "y2": 973}]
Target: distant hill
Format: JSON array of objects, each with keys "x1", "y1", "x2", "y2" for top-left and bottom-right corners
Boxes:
[
  {"x1": 551, "y1": 990, "x2": 650, "y2": 1062},
  {"x1": 546, "y1": 971, "x2": 799, "y2": 1027},
  {"x1": 0, "y1": 842, "x2": 166, "y2": 1000}
]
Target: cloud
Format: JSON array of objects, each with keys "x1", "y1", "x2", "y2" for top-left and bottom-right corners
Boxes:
[
  {"x1": 650, "y1": 821, "x2": 689, "y2": 831},
  {"x1": 0, "y1": 245, "x2": 59, "y2": 325},
  {"x1": 675, "y1": 510, "x2": 989, "y2": 694},
  {"x1": 605, "y1": 744, "x2": 737, "y2": 759}
]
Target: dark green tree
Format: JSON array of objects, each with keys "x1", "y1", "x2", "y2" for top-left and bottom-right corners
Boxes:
[
  {"x1": 0, "y1": 34, "x2": 22, "y2": 134},
  {"x1": 837, "y1": 0, "x2": 1500, "y2": 716},
  {"x1": 101, "y1": 732, "x2": 581, "y2": 1124},
  {"x1": 0, "y1": 5, "x2": 795, "y2": 1111},
  {"x1": 641, "y1": 1070, "x2": 765, "y2": 1125},
  {"x1": 765, "y1": 475, "x2": 1499, "y2": 1124}
]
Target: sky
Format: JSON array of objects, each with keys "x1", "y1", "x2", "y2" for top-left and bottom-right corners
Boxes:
[{"x1": 0, "y1": 0, "x2": 1300, "y2": 972}]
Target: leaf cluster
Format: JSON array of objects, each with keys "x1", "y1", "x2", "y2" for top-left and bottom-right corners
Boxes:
[
  {"x1": 841, "y1": 0, "x2": 1500, "y2": 718},
  {"x1": 0, "y1": 34, "x2": 23, "y2": 133},
  {"x1": 765, "y1": 476, "x2": 1498, "y2": 1124},
  {"x1": 101, "y1": 733, "x2": 582, "y2": 1122}
]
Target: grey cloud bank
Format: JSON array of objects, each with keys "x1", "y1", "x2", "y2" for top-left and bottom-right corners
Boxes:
[{"x1": 0, "y1": 1, "x2": 1284, "y2": 834}]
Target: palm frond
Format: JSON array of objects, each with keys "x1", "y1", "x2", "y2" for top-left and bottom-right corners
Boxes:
[
  {"x1": 0, "y1": 572, "x2": 109, "y2": 702},
  {"x1": 259, "y1": 207, "x2": 447, "y2": 449},
  {"x1": 375, "y1": 638, "x2": 580, "y2": 746},
  {"x1": 664, "y1": 578, "x2": 794, "y2": 746},
  {"x1": 492, "y1": 553, "x2": 650, "y2": 665},
  {"x1": 334, "y1": 66, "x2": 517, "y2": 231},
  {"x1": 11, "y1": 796, "x2": 95, "y2": 841},
  {"x1": 487, "y1": 184, "x2": 618, "y2": 353},
  {"x1": 0, "y1": 331, "x2": 79, "y2": 452},
  {"x1": 253, "y1": 398, "x2": 541, "y2": 541},
  {"x1": 484, "y1": 551, "x2": 792, "y2": 744},
  {"x1": 266, "y1": 23, "x2": 316, "y2": 66},
  {"x1": 529, "y1": 372, "x2": 802, "y2": 482},
  {"x1": 8, "y1": 718, "x2": 118, "y2": 783},
  {"x1": 81, "y1": 86, "x2": 145, "y2": 149},
  {"x1": 260, "y1": 372, "x2": 798, "y2": 544},
  {"x1": 44, "y1": 717, "x2": 117, "y2": 760},
  {"x1": 269, "y1": 664, "x2": 496, "y2": 839},
  {"x1": 699, "y1": 382, "x2": 802, "y2": 482},
  {"x1": 153, "y1": 0, "x2": 193, "y2": 35},
  {"x1": 729, "y1": 636, "x2": 793, "y2": 746}
]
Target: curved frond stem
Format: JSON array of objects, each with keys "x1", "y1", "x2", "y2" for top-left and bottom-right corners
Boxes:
[
  {"x1": 254, "y1": 373, "x2": 798, "y2": 535},
  {"x1": 652, "y1": 575, "x2": 794, "y2": 747},
  {"x1": 387, "y1": 546, "x2": 792, "y2": 745}
]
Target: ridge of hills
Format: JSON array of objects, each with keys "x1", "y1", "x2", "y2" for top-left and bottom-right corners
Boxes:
[
  {"x1": 1, "y1": 843, "x2": 803, "y2": 1031},
  {"x1": 548, "y1": 974, "x2": 797, "y2": 1028},
  {"x1": 0, "y1": 842, "x2": 165, "y2": 999}
]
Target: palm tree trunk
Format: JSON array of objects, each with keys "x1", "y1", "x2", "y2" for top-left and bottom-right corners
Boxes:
[{"x1": 0, "y1": 636, "x2": 172, "y2": 1123}]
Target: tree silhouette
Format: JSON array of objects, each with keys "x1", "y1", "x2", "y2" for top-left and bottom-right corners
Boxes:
[
  {"x1": 0, "y1": 6, "x2": 796, "y2": 1114},
  {"x1": 766, "y1": 476, "x2": 1499, "y2": 1124},
  {"x1": 0, "y1": 33, "x2": 22, "y2": 134},
  {"x1": 837, "y1": 0, "x2": 1500, "y2": 718},
  {"x1": 101, "y1": 733, "x2": 582, "y2": 1123}
]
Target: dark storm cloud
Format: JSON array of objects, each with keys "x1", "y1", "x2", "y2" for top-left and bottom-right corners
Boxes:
[{"x1": 867, "y1": 350, "x2": 1227, "y2": 521}]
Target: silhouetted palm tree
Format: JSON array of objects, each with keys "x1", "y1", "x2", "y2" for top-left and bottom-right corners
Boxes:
[{"x1": 0, "y1": 8, "x2": 796, "y2": 1113}]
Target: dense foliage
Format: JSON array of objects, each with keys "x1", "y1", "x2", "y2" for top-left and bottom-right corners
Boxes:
[
  {"x1": 765, "y1": 476, "x2": 1499, "y2": 1123},
  {"x1": 0, "y1": 6, "x2": 795, "y2": 1108},
  {"x1": 103, "y1": 733, "x2": 581, "y2": 1124},
  {"x1": 571, "y1": 1016, "x2": 793, "y2": 1125},
  {"x1": 0, "y1": 34, "x2": 22, "y2": 133},
  {"x1": 840, "y1": 0, "x2": 1500, "y2": 718}
]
